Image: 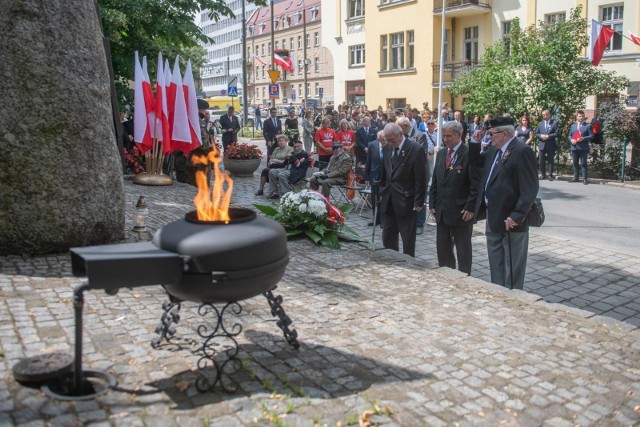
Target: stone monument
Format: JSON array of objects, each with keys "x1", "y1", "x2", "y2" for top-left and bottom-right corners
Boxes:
[{"x1": 0, "y1": 0, "x2": 125, "y2": 254}]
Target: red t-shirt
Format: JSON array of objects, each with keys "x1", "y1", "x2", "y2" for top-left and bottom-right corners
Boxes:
[
  {"x1": 336, "y1": 129, "x2": 356, "y2": 155},
  {"x1": 314, "y1": 128, "x2": 337, "y2": 153}
]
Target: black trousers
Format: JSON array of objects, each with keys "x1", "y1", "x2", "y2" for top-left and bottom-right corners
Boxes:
[
  {"x1": 436, "y1": 221, "x2": 473, "y2": 275},
  {"x1": 382, "y1": 200, "x2": 417, "y2": 257},
  {"x1": 539, "y1": 148, "x2": 555, "y2": 177}
]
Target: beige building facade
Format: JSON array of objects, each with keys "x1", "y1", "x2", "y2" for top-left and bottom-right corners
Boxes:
[
  {"x1": 246, "y1": 0, "x2": 334, "y2": 109},
  {"x1": 363, "y1": 0, "x2": 639, "y2": 114}
]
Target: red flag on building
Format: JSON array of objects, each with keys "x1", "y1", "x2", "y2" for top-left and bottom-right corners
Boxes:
[
  {"x1": 589, "y1": 20, "x2": 615, "y2": 66},
  {"x1": 274, "y1": 52, "x2": 293, "y2": 72},
  {"x1": 629, "y1": 31, "x2": 640, "y2": 47},
  {"x1": 133, "y1": 51, "x2": 153, "y2": 153}
]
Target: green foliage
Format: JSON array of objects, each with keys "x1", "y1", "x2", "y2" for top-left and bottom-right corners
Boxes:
[
  {"x1": 98, "y1": 0, "x2": 266, "y2": 109},
  {"x1": 450, "y1": 5, "x2": 629, "y2": 132}
]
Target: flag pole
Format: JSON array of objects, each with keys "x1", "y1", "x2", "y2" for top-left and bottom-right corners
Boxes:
[{"x1": 435, "y1": 0, "x2": 446, "y2": 151}]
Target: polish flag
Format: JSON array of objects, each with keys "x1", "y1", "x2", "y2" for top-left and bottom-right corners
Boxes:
[
  {"x1": 169, "y1": 58, "x2": 196, "y2": 154},
  {"x1": 164, "y1": 58, "x2": 174, "y2": 140},
  {"x1": 274, "y1": 52, "x2": 293, "y2": 72},
  {"x1": 154, "y1": 53, "x2": 172, "y2": 154},
  {"x1": 141, "y1": 55, "x2": 156, "y2": 138},
  {"x1": 630, "y1": 31, "x2": 640, "y2": 47},
  {"x1": 183, "y1": 59, "x2": 203, "y2": 150},
  {"x1": 254, "y1": 54, "x2": 267, "y2": 66},
  {"x1": 133, "y1": 51, "x2": 152, "y2": 153},
  {"x1": 589, "y1": 20, "x2": 615, "y2": 66}
]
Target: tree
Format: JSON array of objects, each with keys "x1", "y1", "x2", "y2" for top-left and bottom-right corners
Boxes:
[
  {"x1": 450, "y1": 6, "x2": 629, "y2": 130},
  {"x1": 598, "y1": 96, "x2": 640, "y2": 171},
  {"x1": 98, "y1": 0, "x2": 265, "y2": 108}
]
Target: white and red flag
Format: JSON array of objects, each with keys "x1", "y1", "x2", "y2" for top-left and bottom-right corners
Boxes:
[
  {"x1": 274, "y1": 52, "x2": 293, "y2": 72},
  {"x1": 629, "y1": 31, "x2": 640, "y2": 47},
  {"x1": 133, "y1": 51, "x2": 153, "y2": 153},
  {"x1": 154, "y1": 53, "x2": 172, "y2": 154},
  {"x1": 183, "y1": 59, "x2": 203, "y2": 151},
  {"x1": 169, "y1": 57, "x2": 195, "y2": 154},
  {"x1": 141, "y1": 55, "x2": 156, "y2": 138},
  {"x1": 254, "y1": 54, "x2": 267, "y2": 66},
  {"x1": 589, "y1": 20, "x2": 615, "y2": 66}
]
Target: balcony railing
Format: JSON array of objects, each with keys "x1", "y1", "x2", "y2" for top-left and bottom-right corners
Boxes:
[
  {"x1": 433, "y1": 0, "x2": 491, "y2": 16},
  {"x1": 432, "y1": 60, "x2": 480, "y2": 86}
]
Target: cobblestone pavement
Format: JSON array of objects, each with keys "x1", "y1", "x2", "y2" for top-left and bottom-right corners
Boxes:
[{"x1": 1, "y1": 140, "x2": 640, "y2": 426}]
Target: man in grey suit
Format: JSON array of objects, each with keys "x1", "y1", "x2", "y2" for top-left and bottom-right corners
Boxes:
[
  {"x1": 429, "y1": 121, "x2": 478, "y2": 275},
  {"x1": 534, "y1": 109, "x2": 558, "y2": 180},
  {"x1": 473, "y1": 116, "x2": 538, "y2": 290},
  {"x1": 379, "y1": 123, "x2": 427, "y2": 257},
  {"x1": 365, "y1": 130, "x2": 387, "y2": 227}
]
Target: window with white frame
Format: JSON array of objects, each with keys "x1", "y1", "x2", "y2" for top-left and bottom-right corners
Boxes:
[
  {"x1": 601, "y1": 5, "x2": 623, "y2": 51},
  {"x1": 314, "y1": 57, "x2": 319, "y2": 72},
  {"x1": 348, "y1": 0, "x2": 364, "y2": 18},
  {"x1": 306, "y1": 33, "x2": 310, "y2": 48},
  {"x1": 282, "y1": 39, "x2": 287, "y2": 49},
  {"x1": 464, "y1": 26, "x2": 479, "y2": 64},
  {"x1": 298, "y1": 60, "x2": 302, "y2": 74},
  {"x1": 310, "y1": 7, "x2": 318, "y2": 21},
  {"x1": 545, "y1": 12, "x2": 566, "y2": 24},
  {"x1": 349, "y1": 44, "x2": 365, "y2": 67},
  {"x1": 390, "y1": 32, "x2": 404, "y2": 70},
  {"x1": 314, "y1": 32, "x2": 320, "y2": 46},
  {"x1": 283, "y1": 87, "x2": 287, "y2": 98},
  {"x1": 443, "y1": 29, "x2": 449, "y2": 63},
  {"x1": 408, "y1": 30, "x2": 414, "y2": 68},
  {"x1": 380, "y1": 35, "x2": 388, "y2": 71},
  {"x1": 306, "y1": 83, "x2": 311, "y2": 97},
  {"x1": 290, "y1": 37, "x2": 294, "y2": 50},
  {"x1": 298, "y1": 35, "x2": 302, "y2": 49},
  {"x1": 315, "y1": 82, "x2": 319, "y2": 96},
  {"x1": 502, "y1": 20, "x2": 512, "y2": 36}
]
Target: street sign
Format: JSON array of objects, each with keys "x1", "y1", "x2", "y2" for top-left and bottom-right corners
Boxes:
[
  {"x1": 267, "y1": 70, "x2": 281, "y2": 83},
  {"x1": 318, "y1": 87, "x2": 323, "y2": 97},
  {"x1": 227, "y1": 86, "x2": 238, "y2": 97},
  {"x1": 268, "y1": 83, "x2": 280, "y2": 99}
]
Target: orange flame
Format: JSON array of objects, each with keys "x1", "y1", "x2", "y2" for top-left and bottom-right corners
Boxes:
[{"x1": 192, "y1": 145, "x2": 233, "y2": 222}]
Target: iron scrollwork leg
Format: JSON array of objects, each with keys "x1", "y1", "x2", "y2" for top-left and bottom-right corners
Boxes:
[
  {"x1": 264, "y1": 288, "x2": 300, "y2": 349},
  {"x1": 151, "y1": 294, "x2": 182, "y2": 348},
  {"x1": 195, "y1": 302, "x2": 242, "y2": 393}
]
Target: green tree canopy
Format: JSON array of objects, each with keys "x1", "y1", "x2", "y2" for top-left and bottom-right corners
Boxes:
[
  {"x1": 98, "y1": 0, "x2": 265, "y2": 109},
  {"x1": 450, "y1": 6, "x2": 629, "y2": 128}
]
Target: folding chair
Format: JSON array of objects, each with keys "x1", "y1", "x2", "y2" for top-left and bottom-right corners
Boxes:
[{"x1": 355, "y1": 183, "x2": 372, "y2": 215}]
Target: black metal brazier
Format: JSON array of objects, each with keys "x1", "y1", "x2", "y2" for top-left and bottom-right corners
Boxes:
[{"x1": 153, "y1": 208, "x2": 289, "y2": 303}]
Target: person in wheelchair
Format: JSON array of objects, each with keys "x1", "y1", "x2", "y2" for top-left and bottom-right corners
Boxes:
[{"x1": 309, "y1": 143, "x2": 352, "y2": 198}]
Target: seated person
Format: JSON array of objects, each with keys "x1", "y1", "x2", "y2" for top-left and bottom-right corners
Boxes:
[
  {"x1": 268, "y1": 141, "x2": 310, "y2": 198},
  {"x1": 309, "y1": 143, "x2": 352, "y2": 198},
  {"x1": 256, "y1": 135, "x2": 292, "y2": 196}
]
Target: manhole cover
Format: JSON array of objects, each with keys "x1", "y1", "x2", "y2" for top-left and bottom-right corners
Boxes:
[{"x1": 12, "y1": 353, "x2": 74, "y2": 384}]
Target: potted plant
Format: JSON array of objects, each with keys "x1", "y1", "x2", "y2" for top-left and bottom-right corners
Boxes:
[{"x1": 223, "y1": 143, "x2": 263, "y2": 177}]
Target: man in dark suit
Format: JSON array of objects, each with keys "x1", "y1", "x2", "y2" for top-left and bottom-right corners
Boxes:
[
  {"x1": 219, "y1": 106, "x2": 240, "y2": 151},
  {"x1": 355, "y1": 116, "x2": 377, "y2": 168},
  {"x1": 454, "y1": 110, "x2": 469, "y2": 143},
  {"x1": 429, "y1": 121, "x2": 478, "y2": 275},
  {"x1": 567, "y1": 110, "x2": 593, "y2": 185},
  {"x1": 379, "y1": 123, "x2": 427, "y2": 257},
  {"x1": 270, "y1": 140, "x2": 309, "y2": 196},
  {"x1": 535, "y1": 109, "x2": 558, "y2": 180},
  {"x1": 262, "y1": 107, "x2": 282, "y2": 158},
  {"x1": 365, "y1": 130, "x2": 387, "y2": 227},
  {"x1": 473, "y1": 116, "x2": 539, "y2": 290}
]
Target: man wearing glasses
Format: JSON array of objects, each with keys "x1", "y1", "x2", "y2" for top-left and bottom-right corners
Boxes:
[
  {"x1": 378, "y1": 123, "x2": 427, "y2": 257},
  {"x1": 310, "y1": 143, "x2": 352, "y2": 197},
  {"x1": 473, "y1": 116, "x2": 538, "y2": 290}
]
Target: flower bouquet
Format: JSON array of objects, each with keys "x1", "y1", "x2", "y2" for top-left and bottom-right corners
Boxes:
[
  {"x1": 123, "y1": 146, "x2": 145, "y2": 174},
  {"x1": 255, "y1": 190, "x2": 364, "y2": 249},
  {"x1": 223, "y1": 143, "x2": 263, "y2": 159}
]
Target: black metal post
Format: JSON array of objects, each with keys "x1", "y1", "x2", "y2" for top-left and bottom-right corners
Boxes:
[{"x1": 73, "y1": 281, "x2": 90, "y2": 393}]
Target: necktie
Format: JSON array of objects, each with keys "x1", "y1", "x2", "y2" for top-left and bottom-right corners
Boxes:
[
  {"x1": 445, "y1": 148, "x2": 454, "y2": 169},
  {"x1": 545, "y1": 121, "x2": 548, "y2": 131},
  {"x1": 392, "y1": 147, "x2": 399, "y2": 167},
  {"x1": 364, "y1": 127, "x2": 368, "y2": 135}
]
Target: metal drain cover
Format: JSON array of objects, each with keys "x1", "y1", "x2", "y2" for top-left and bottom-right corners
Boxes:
[{"x1": 12, "y1": 353, "x2": 74, "y2": 384}]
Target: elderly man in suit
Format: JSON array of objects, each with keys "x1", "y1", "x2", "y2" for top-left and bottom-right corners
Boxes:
[
  {"x1": 263, "y1": 107, "x2": 282, "y2": 158},
  {"x1": 270, "y1": 140, "x2": 310, "y2": 196},
  {"x1": 567, "y1": 110, "x2": 593, "y2": 185},
  {"x1": 535, "y1": 109, "x2": 558, "y2": 181},
  {"x1": 379, "y1": 123, "x2": 427, "y2": 257},
  {"x1": 310, "y1": 143, "x2": 352, "y2": 197},
  {"x1": 365, "y1": 130, "x2": 387, "y2": 227},
  {"x1": 429, "y1": 121, "x2": 478, "y2": 275},
  {"x1": 219, "y1": 106, "x2": 240, "y2": 151},
  {"x1": 355, "y1": 116, "x2": 377, "y2": 169},
  {"x1": 473, "y1": 116, "x2": 539, "y2": 290}
]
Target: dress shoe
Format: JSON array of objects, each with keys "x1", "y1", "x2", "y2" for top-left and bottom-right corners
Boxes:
[
  {"x1": 538, "y1": 174, "x2": 546, "y2": 180},
  {"x1": 255, "y1": 189, "x2": 264, "y2": 196},
  {"x1": 416, "y1": 227, "x2": 424, "y2": 235},
  {"x1": 583, "y1": 179, "x2": 589, "y2": 185},
  {"x1": 569, "y1": 177, "x2": 579, "y2": 183},
  {"x1": 367, "y1": 221, "x2": 374, "y2": 226},
  {"x1": 548, "y1": 175, "x2": 554, "y2": 181},
  {"x1": 269, "y1": 193, "x2": 280, "y2": 199}
]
